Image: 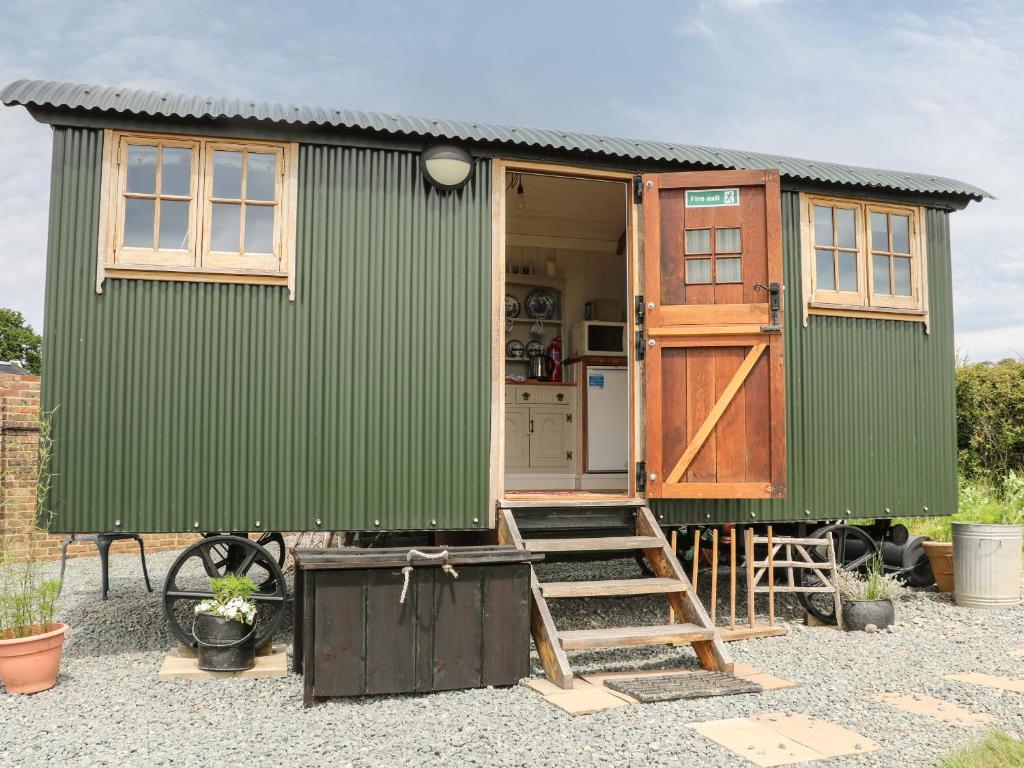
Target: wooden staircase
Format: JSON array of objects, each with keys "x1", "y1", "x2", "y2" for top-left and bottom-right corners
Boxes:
[{"x1": 496, "y1": 503, "x2": 732, "y2": 689}]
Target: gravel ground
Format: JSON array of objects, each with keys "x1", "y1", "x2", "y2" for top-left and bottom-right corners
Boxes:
[{"x1": 1, "y1": 551, "x2": 1022, "y2": 767}]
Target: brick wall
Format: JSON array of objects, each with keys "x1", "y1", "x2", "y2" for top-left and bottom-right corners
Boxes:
[{"x1": 0, "y1": 372, "x2": 196, "y2": 562}]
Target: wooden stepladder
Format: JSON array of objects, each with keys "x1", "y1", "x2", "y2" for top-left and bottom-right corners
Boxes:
[
  {"x1": 745, "y1": 527, "x2": 843, "y2": 630},
  {"x1": 497, "y1": 504, "x2": 732, "y2": 689}
]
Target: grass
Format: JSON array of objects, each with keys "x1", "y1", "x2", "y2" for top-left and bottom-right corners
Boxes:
[
  {"x1": 939, "y1": 731, "x2": 1024, "y2": 767},
  {"x1": 894, "y1": 472, "x2": 1024, "y2": 542}
]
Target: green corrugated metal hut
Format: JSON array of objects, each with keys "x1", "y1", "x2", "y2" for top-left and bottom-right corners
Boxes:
[{"x1": 2, "y1": 79, "x2": 989, "y2": 535}]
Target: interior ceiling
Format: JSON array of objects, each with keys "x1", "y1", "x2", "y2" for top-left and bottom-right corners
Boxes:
[{"x1": 506, "y1": 173, "x2": 627, "y2": 250}]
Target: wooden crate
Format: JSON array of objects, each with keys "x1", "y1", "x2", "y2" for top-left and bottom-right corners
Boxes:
[{"x1": 293, "y1": 545, "x2": 541, "y2": 706}]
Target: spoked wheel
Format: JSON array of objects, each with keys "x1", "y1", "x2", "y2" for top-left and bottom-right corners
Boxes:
[
  {"x1": 163, "y1": 535, "x2": 287, "y2": 650},
  {"x1": 798, "y1": 523, "x2": 879, "y2": 625},
  {"x1": 202, "y1": 532, "x2": 287, "y2": 578}
]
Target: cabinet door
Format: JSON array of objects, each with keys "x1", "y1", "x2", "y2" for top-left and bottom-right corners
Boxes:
[
  {"x1": 529, "y1": 407, "x2": 572, "y2": 468},
  {"x1": 505, "y1": 407, "x2": 530, "y2": 469}
]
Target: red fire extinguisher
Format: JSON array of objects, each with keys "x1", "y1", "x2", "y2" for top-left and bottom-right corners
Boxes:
[{"x1": 547, "y1": 336, "x2": 563, "y2": 382}]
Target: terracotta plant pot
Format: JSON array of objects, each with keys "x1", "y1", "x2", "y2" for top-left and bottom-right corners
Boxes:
[
  {"x1": 923, "y1": 540, "x2": 955, "y2": 593},
  {"x1": 0, "y1": 623, "x2": 67, "y2": 694}
]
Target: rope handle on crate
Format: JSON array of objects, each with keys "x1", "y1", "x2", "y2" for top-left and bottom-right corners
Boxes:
[{"x1": 399, "y1": 549, "x2": 459, "y2": 604}]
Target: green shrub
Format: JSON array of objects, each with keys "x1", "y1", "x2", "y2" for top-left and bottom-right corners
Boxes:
[
  {"x1": 939, "y1": 731, "x2": 1024, "y2": 767},
  {"x1": 895, "y1": 472, "x2": 1024, "y2": 541},
  {"x1": 956, "y1": 357, "x2": 1024, "y2": 483}
]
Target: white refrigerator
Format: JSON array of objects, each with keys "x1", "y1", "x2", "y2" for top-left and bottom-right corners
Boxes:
[{"x1": 585, "y1": 365, "x2": 628, "y2": 473}]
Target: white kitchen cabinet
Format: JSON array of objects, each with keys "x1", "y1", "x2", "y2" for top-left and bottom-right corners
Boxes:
[
  {"x1": 528, "y1": 406, "x2": 573, "y2": 468},
  {"x1": 504, "y1": 406, "x2": 531, "y2": 469}
]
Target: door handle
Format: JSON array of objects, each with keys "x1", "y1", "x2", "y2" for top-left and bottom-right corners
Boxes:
[{"x1": 754, "y1": 282, "x2": 782, "y2": 333}]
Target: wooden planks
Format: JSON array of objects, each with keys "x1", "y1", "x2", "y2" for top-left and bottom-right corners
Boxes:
[
  {"x1": 558, "y1": 623, "x2": 713, "y2": 650},
  {"x1": 666, "y1": 343, "x2": 766, "y2": 483},
  {"x1": 523, "y1": 535, "x2": 663, "y2": 553},
  {"x1": 540, "y1": 577, "x2": 685, "y2": 598}
]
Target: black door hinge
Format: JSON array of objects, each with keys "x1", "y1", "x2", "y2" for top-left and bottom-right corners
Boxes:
[
  {"x1": 566, "y1": 450, "x2": 573, "y2": 461},
  {"x1": 634, "y1": 294, "x2": 645, "y2": 326},
  {"x1": 636, "y1": 461, "x2": 647, "y2": 494},
  {"x1": 635, "y1": 329, "x2": 645, "y2": 361},
  {"x1": 565, "y1": 413, "x2": 572, "y2": 424},
  {"x1": 633, "y1": 175, "x2": 643, "y2": 205}
]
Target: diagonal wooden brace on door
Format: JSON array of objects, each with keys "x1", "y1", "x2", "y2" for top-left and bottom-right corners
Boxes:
[{"x1": 665, "y1": 343, "x2": 767, "y2": 484}]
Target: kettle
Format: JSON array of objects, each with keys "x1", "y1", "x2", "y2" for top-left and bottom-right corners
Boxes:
[{"x1": 529, "y1": 354, "x2": 550, "y2": 380}]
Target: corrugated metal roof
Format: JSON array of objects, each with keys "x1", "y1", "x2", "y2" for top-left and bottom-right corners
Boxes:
[{"x1": 2, "y1": 78, "x2": 990, "y2": 201}]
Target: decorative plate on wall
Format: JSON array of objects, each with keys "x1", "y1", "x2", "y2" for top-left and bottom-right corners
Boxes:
[
  {"x1": 505, "y1": 295, "x2": 521, "y2": 319},
  {"x1": 525, "y1": 288, "x2": 556, "y2": 319},
  {"x1": 526, "y1": 340, "x2": 545, "y2": 358},
  {"x1": 506, "y1": 339, "x2": 526, "y2": 359}
]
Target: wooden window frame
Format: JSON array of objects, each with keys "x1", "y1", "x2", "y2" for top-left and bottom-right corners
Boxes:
[
  {"x1": 799, "y1": 193, "x2": 928, "y2": 330},
  {"x1": 97, "y1": 129, "x2": 299, "y2": 298}
]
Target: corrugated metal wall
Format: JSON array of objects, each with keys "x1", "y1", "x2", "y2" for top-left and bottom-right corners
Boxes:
[
  {"x1": 42, "y1": 127, "x2": 492, "y2": 533},
  {"x1": 652, "y1": 193, "x2": 957, "y2": 524}
]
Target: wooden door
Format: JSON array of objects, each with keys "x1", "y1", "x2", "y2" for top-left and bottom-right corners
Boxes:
[
  {"x1": 642, "y1": 169, "x2": 785, "y2": 499},
  {"x1": 529, "y1": 407, "x2": 572, "y2": 468},
  {"x1": 505, "y1": 407, "x2": 530, "y2": 469}
]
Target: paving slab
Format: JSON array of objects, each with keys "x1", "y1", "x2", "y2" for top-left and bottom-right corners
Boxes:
[
  {"x1": 945, "y1": 672, "x2": 1024, "y2": 694},
  {"x1": 871, "y1": 691, "x2": 996, "y2": 727},
  {"x1": 157, "y1": 646, "x2": 288, "y2": 681}
]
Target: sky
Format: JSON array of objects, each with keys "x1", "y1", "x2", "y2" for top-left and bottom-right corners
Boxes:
[{"x1": 0, "y1": 0, "x2": 1021, "y2": 361}]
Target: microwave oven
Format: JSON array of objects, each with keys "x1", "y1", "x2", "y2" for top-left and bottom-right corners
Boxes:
[{"x1": 571, "y1": 321, "x2": 627, "y2": 356}]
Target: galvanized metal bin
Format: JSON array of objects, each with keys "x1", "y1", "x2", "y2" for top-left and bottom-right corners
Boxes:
[
  {"x1": 952, "y1": 522, "x2": 1023, "y2": 609},
  {"x1": 292, "y1": 546, "x2": 541, "y2": 706}
]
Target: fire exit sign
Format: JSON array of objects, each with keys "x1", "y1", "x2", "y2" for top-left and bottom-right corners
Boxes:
[{"x1": 685, "y1": 188, "x2": 740, "y2": 207}]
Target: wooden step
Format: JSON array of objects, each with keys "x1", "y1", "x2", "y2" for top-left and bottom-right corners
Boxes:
[
  {"x1": 540, "y1": 577, "x2": 686, "y2": 599},
  {"x1": 523, "y1": 536, "x2": 664, "y2": 553},
  {"x1": 557, "y1": 623, "x2": 715, "y2": 650}
]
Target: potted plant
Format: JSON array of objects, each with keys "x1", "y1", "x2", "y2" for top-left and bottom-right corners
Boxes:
[
  {"x1": 923, "y1": 537, "x2": 955, "y2": 593},
  {"x1": 836, "y1": 557, "x2": 906, "y2": 632},
  {"x1": 0, "y1": 410, "x2": 66, "y2": 694},
  {"x1": 193, "y1": 574, "x2": 259, "y2": 672}
]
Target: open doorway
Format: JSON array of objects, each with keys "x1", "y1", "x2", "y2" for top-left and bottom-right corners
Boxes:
[{"x1": 499, "y1": 167, "x2": 633, "y2": 497}]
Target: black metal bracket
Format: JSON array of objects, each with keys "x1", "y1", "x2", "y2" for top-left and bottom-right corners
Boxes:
[
  {"x1": 634, "y1": 294, "x2": 645, "y2": 326},
  {"x1": 754, "y1": 281, "x2": 783, "y2": 333},
  {"x1": 636, "y1": 461, "x2": 647, "y2": 494},
  {"x1": 635, "y1": 329, "x2": 645, "y2": 360},
  {"x1": 633, "y1": 175, "x2": 643, "y2": 205}
]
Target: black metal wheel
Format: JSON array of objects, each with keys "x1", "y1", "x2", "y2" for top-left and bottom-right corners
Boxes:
[
  {"x1": 798, "y1": 523, "x2": 879, "y2": 625},
  {"x1": 163, "y1": 534, "x2": 287, "y2": 650}
]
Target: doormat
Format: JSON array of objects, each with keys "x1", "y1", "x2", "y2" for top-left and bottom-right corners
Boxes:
[{"x1": 604, "y1": 670, "x2": 762, "y2": 703}]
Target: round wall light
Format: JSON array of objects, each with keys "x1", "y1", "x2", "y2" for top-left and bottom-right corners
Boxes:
[{"x1": 420, "y1": 144, "x2": 474, "y2": 191}]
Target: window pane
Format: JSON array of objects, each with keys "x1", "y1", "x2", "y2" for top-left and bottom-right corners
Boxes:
[
  {"x1": 870, "y1": 213, "x2": 889, "y2": 252},
  {"x1": 685, "y1": 258, "x2": 711, "y2": 283},
  {"x1": 244, "y1": 205, "x2": 275, "y2": 254},
  {"x1": 246, "y1": 153, "x2": 277, "y2": 201},
  {"x1": 836, "y1": 208, "x2": 856, "y2": 249},
  {"x1": 158, "y1": 200, "x2": 189, "y2": 250},
  {"x1": 873, "y1": 254, "x2": 891, "y2": 294},
  {"x1": 125, "y1": 145, "x2": 157, "y2": 194},
  {"x1": 716, "y1": 257, "x2": 742, "y2": 283},
  {"x1": 891, "y1": 215, "x2": 910, "y2": 253},
  {"x1": 813, "y1": 205, "x2": 833, "y2": 246},
  {"x1": 715, "y1": 228, "x2": 741, "y2": 253},
  {"x1": 685, "y1": 229, "x2": 711, "y2": 254},
  {"x1": 212, "y1": 151, "x2": 243, "y2": 199},
  {"x1": 815, "y1": 249, "x2": 835, "y2": 291},
  {"x1": 161, "y1": 147, "x2": 192, "y2": 197},
  {"x1": 210, "y1": 203, "x2": 241, "y2": 252},
  {"x1": 893, "y1": 257, "x2": 912, "y2": 295},
  {"x1": 838, "y1": 251, "x2": 858, "y2": 292},
  {"x1": 123, "y1": 198, "x2": 154, "y2": 248}
]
